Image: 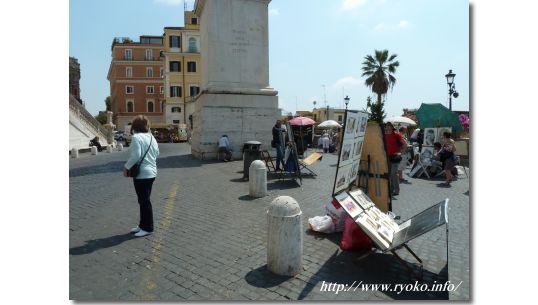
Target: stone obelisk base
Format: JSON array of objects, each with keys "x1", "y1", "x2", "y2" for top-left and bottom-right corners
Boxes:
[{"x1": 191, "y1": 92, "x2": 279, "y2": 160}]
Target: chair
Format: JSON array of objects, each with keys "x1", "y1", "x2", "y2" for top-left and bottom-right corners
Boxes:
[
  {"x1": 298, "y1": 152, "x2": 323, "y2": 176},
  {"x1": 261, "y1": 150, "x2": 276, "y2": 172}
]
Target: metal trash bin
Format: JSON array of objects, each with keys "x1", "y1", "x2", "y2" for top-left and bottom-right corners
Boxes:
[{"x1": 243, "y1": 141, "x2": 262, "y2": 179}]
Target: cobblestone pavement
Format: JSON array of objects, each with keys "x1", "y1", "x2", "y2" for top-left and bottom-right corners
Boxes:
[{"x1": 69, "y1": 143, "x2": 470, "y2": 301}]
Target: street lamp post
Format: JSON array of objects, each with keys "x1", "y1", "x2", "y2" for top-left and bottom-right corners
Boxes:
[
  {"x1": 445, "y1": 69, "x2": 459, "y2": 111},
  {"x1": 344, "y1": 95, "x2": 350, "y2": 110}
]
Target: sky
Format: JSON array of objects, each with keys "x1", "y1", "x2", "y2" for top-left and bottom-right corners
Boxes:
[{"x1": 69, "y1": 0, "x2": 469, "y2": 117}]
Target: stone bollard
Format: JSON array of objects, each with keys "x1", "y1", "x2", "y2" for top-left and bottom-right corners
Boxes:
[
  {"x1": 249, "y1": 160, "x2": 267, "y2": 197},
  {"x1": 71, "y1": 148, "x2": 79, "y2": 159},
  {"x1": 118, "y1": 144, "x2": 123, "y2": 151},
  {"x1": 91, "y1": 146, "x2": 98, "y2": 155},
  {"x1": 267, "y1": 196, "x2": 303, "y2": 276},
  {"x1": 106, "y1": 145, "x2": 112, "y2": 153}
]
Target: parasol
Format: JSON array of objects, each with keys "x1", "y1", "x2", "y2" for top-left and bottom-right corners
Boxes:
[
  {"x1": 416, "y1": 103, "x2": 463, "y2": 133},
  {"x1": 383, "y1": 116, "x2": 417, "y2": 127},
  {"x1": 317, "y1": 120, "x2": 342, "y2": 128},
  {"x1": 288, "y1": 116, "x2": 316, "y2": 126}
]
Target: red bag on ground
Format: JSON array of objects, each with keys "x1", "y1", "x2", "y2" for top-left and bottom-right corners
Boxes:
[{"x1": 340, "y1": 215, "x2": 374, "y2": 252}]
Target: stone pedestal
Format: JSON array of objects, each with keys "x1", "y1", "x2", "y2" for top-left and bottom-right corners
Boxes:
[
  {"x1": 71, "y1": 148, "x2": 79, "y2": 158},
  {"x1": 106, "y1": 145, "x2": 112, "y2": 153},
  {"x1": 91, "y1": 146, "x2": 98, "y2": 155},
  {"x1": 249, "y1": 160, "x2": 267, "y2": 197},
  {"x1": 267, "y1": 196, "x2": 303, "y2": 276},
  {"x1": 192, "y1": 0, "x2": 279, "y2": 160},
  {"x1": 118, "y1": 144, "x2": 123, "y2": 151}
]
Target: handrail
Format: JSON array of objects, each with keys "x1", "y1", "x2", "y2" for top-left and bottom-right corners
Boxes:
[{"x1": 69, "y1": 95, "x2": 109, "y2": 138}]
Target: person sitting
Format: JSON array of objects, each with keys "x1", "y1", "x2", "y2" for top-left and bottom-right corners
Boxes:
[
  {"x1": 89, "y1": 136, "x2": 103, "y2": 152},
  {"x1": 218, "y1": 135, "x2": 232, "y2": 162}
]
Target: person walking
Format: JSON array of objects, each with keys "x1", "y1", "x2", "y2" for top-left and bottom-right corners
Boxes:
[
  {"x1": 272, "y1": 120, "x2": 285, "y2": 171},
  {"x1": 218, "y1": 134, "x2": 232, "y2": 162},
  {"x1": 123, "y1": 115, "x2": 160, "y2": 237},
  {"x1": 384, "y1": 122, "x2": 407, "y2": 196},
  {"x1": 320, "y1": 132, "x2": 331, "y2": 153}
]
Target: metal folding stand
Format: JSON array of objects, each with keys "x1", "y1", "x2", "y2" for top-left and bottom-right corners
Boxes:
[{"x1": 389, "y1": 244, "x2": 424, "y2": 281}]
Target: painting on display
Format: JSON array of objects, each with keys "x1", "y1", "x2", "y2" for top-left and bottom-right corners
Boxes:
[
  {"x1": 335, "y1": 192, "x2": 363, "y2": 219},
  {"x1": 332, "y1": 110, "x2": 369, "y2": 196},
  {"x1": 424, "y1": 128, "x2": 436, "y2": 146},
  {"x1": 420, "y1": 147, "x2": 435, "y2": 165},
  {"x1": 437, "y1": 127, "x2": 452, "y2": 143}
]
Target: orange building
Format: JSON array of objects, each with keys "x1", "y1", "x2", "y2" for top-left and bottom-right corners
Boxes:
[{"x1": 107, "y1": 36, "x2": 165, "y2": 129}]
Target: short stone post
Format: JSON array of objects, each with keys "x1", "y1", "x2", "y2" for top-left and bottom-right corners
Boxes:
[
  {"x1": 106, "y1": 145, "x2": 112, "y2": 153},
  {"x1": 118, "y1": 143, "x2": 123, "y2": 151},
  {"x1": 91, "y1": 146, "x2": 98, "y2": 155},
  {"x1": 267, "y1": 196, "x2": 303, "y2": 276},
  {"x1": 249, "y1": 160, "x2": 267, "y2": 197},
  {"x1": 71, "y1": 148, "x2": 79, "y2": 158}
]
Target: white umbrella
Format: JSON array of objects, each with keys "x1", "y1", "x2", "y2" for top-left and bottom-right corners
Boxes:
[
  {"x1": 317, "y1": 120, "x2": 342, "y2": 128},
  {"x1": 383, "y1": 116, "x2": 417, "y2": 127}
]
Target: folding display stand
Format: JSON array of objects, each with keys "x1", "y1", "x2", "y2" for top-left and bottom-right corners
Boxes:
[{"x1": 336, "y1": 191, "x2": 450, "y2": 281}]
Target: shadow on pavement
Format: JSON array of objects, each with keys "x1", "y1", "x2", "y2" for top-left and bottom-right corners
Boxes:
[
  {"x1": 245, "y1": 265, "x2": 293, "y2": 288},
  {"x1": 69, "y1": 161, "x2": 125, "y2": 178},
  {"x1": 238, "y1": 195, "x2": 258, "y2": 201},
  {"x1": 69, "y1": 233, "x2": 136, "y2": 255},
  {"x1": 267, "y1": 180, "x2": 301, "y2": 191}
]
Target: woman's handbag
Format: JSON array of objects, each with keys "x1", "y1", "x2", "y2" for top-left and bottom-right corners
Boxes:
[
  {"x1": 127, "y1": 136, "x2": 153, "y2": 178},
  {"x1": 390, "y1": 154, "x2": 403, "y2": 163}
]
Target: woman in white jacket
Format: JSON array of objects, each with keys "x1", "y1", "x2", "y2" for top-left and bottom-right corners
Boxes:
[{"x1": 123, "y1": 115, "x2": 160, "y2": 237}]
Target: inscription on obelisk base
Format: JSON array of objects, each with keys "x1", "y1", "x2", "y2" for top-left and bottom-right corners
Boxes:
[{"x1": 192, "y1": 0, "x2": 279, "y2": 160}]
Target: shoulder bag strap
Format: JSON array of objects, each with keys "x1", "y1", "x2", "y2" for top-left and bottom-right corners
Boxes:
[{"x1": 137, "y1": 135, "x2": 153, "y2": 165}]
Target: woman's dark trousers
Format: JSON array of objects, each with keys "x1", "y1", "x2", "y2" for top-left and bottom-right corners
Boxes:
[{"x1": 133, "y1": 178, "x2": 155, "y2": 232}]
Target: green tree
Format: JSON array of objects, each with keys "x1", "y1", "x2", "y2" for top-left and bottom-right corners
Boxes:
[
  {"x1": 365, "y1": 96, "x2": 386, "y2": 124},
  {"x1": 95, "y1": 112, "x2": 107, "y2": 125},
  {"x1": 105, "y1": 96, "x2": 111, "y2": 111},
  {"x1": 361, "y1": 50, "x2": 399, "y2": 105}
]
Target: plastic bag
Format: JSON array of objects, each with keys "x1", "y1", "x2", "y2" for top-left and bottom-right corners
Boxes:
[
  {"x1": 340, "y1": 215, "x2": 373, "y2": 252},
  {"x1": 308, "y1": 215, "x2": 335, "y2": 234},
  {"x1": 326, "y1": 199, "x2": 346, "y2": 232}
]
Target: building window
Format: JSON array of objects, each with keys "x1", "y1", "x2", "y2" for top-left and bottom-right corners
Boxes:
[
  {"x1": 169, "y1": 61, "x2": 181, "y2": 72},
  {"x1": 189, "y1": 85, "x2": 200, "y2": 96},
  {"x1": 124, "y1": 49, "x2": 132, "y2": 60},
  {"x1": 191, "y1": 17, "x2": 198, "y2": 25},
  {"x1": 160, "y1": 67, "x2": 164, "y2": 77},
  {"x1": 146, "y1": 67, "x2": 153, "y2": 77},
  {"x1": 146, "y1": 86, "x2": 154, "y2": 94},
  {"x1": 173, "y1": 120, "x2": 180, "y2": 124},
  {"x1": 126, "y1": 85, "x2": 134, "y2": 94},
  {"x1": 338, "y1": 115, "x2": 343, "y2": 122},
  {"x1": 169, "y1": 35, "x2": 180, "y2": 48},
  {"x1": 187, "y1": 61, "x2": 196, "y2": 72},
  {"x1": 126, "y1": 67, "x2": 132, "y2": 77},
  {"x1": 127, "y1": 101, "x2": 134, "y2": 112},
  {"x1": 148, "y1": 101, "x2": 154, "y2": 112},
  {"x1": 170, "y1": 86, "x2": 182, "y2": 97},
  {"x1": 160, "y1": 86, "x2": 164, "y2": 94},
  {"x1": 171, "y1": 107, "x2": 181, "y2": 113},
  {"x1": 145, "y1": 49, "x2": 153, "y2": 60},
  {"x1": 161, "y1": 100, "x2": 165, "y2": 112},
  {"x1": 188, "y1": 37, "x2": 197, "y2": 53}
]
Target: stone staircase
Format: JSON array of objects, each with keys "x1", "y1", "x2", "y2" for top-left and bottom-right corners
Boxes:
[{"x1": 69, "y1": 95, "x2": 111, "y2": 151}]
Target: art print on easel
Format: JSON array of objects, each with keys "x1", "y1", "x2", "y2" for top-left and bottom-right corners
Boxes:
[
  {"x1": 332, "y1": 110, "x2": 370, "y2": 196},
  {"x1": 424, "y1": 128, "x2": 436, "y2": 146},
  {"x1": 437, "y1": 127, "x2": 452, "y2": 142}
]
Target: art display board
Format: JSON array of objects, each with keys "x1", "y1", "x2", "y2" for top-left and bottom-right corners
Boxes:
[
  {"x1": 335, "y1": 189, "x2": 449, "y2": 252},
  {"x1": 332, "y1": 110, "x2": 369, "y2": 196},
  {"x1": 281, "y1": 123, "x2": 302, "y2": 184},
  {"x1": 420, "y1": 127, "x2": 452, "y2": 166},
  {"x1": 359, "y1": 122, "x2": 391, "y2": 212}
]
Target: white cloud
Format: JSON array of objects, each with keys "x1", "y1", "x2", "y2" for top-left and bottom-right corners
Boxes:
[
  {"x1": 342, "y1": 0, "x2": 368, "y2": 11},
  {"x1": 153, "y1": 0, "x2": 183, "y2": 6},
  {"x1": 269, "y1": 9, "x2": 280, "y2": 16},
  {"x1": 332, "y1": 76, "x2": 363, "y2": 88},
  {"x1": 398, "y1": 20, "x2": 409, "y2": 28},
  {"x1": 374, "y1": 20, "x2": 410, "y2": 31}
]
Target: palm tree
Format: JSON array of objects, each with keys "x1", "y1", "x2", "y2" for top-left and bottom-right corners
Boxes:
[{"x1": 361, "y1": 50, "x2": 399, "y2": 105}]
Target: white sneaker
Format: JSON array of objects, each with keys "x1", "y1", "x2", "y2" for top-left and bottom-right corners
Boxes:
[
  {"x1": 134, "y1": 229, "x2": 152, "y2": 237},
  {"x1": 130, "y1": 226, "x2": 141, "y2": 233}
]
